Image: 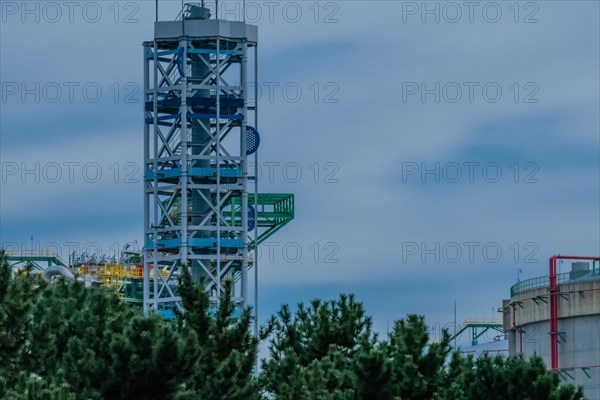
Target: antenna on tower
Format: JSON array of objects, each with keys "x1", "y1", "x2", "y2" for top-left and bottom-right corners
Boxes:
[{"x1": 155, "y1": 0, "x2": 158, "y2": 21}]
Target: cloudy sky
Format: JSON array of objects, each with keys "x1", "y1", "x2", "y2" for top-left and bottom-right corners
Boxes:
[{"x1": 1, "y1": 1, "x2": 599, "y2": 340}]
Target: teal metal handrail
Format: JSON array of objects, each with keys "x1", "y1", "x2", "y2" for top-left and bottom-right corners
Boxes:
[{"x1": 511, "y1": 269, "x2": 600, "y2": 297}]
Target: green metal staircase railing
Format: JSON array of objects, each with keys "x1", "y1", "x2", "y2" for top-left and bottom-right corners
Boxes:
[
  {"x1": 225, "y1": 193, "x2": 294, "y2": 249},
  {"x1": 5, "y1": 251, "x2": 68, "y2": 272}
]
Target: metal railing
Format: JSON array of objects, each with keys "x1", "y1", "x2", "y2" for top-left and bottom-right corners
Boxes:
[
  {"x1": 4, "y1": 250, "x2": 60, "y2": 258},
  {"x1": 463, "y1": 318, "x2": 503, "y2": 325},
  {"x1": 511, "y1": 269, "x2": 600, "y2": 297}
]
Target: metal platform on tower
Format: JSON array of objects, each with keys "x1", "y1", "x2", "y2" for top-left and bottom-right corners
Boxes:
[{"x1": 226, "y1": 193, "x2": 295, "y2": 249}]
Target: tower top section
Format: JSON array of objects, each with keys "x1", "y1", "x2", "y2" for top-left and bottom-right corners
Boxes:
[
  {"x1": 153, "y1": 2, "x2": 257, "y2": 43},
  {"x1": 183, "y1": 3, "x2": 212, "y2": 20}
]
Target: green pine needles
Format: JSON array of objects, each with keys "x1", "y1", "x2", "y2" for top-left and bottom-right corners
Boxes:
[{"x1": 0, "y1": 252, "x2": 583, "y2": 400}]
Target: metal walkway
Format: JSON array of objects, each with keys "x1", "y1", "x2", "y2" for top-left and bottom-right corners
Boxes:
[{"x1": 5, "y1": 250, "x2": 68, "y2": 272}]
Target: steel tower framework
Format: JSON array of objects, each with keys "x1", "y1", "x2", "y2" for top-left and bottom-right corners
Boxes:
[{"x1": 143, "y1": 5, "x2": 258, "y2": 314}]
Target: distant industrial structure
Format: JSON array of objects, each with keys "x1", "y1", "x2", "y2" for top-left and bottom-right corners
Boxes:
[
  {"x1": 5, "y1": 2, "x2": 295, "y2": 328},
  {"x1": 142, "y1": 1, "x2": 293, "y2": 319},
  {"x1": 505, "y1": 256, "x2": 600, "y2": 400}
]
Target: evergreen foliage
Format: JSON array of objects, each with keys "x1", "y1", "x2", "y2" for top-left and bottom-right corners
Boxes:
[{"x1": 0, "y1": 252, "x2": 584, "y2": 400}]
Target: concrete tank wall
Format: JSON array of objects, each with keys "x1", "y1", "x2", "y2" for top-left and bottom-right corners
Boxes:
[{"x1": 505, "y1": 280, "x2": 600, "y2": 400}]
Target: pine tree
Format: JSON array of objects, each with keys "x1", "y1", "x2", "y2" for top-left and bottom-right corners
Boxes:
[
  {"x1": 175, "y1": 267, "x2": 261, "y2": 400},
  {"x1": 260, "y1": 294, "x2": 380, "y2": 400},
  {"x1": 386, "y1": 314, "x2": 452, "y2": 400},
  {"x1": 0, "y1": 251, "x2": 41, "y2": 397},
  {"x1": 25, "y1": 278, "x2": 191, "y2": 399},
  {"x1": 458, "y1": 354, "x2": 584, "y2": 400},
  {"x1": 5, "y1": 375, "x2": 78, "y2": 400},
  {"x1": 259, "y1": 297, "x2": 583, "y2": 400}
]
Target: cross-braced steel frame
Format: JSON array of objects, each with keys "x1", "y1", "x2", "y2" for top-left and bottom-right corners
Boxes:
[{"x1": 143, "y1": 21, "x2": 257, "y2": 315}]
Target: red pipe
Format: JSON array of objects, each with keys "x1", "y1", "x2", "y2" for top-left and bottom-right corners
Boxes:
[
  {"x1": 548, "y1": 255, "x2": 600, "y2": 372},
  {"x1": 550, "y1": 256, "x2": 557, "y2": 371}
]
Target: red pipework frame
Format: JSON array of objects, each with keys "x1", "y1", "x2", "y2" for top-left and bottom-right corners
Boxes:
[{"x1": 548, "y1": 255, "x2": 600, "y2": 372}]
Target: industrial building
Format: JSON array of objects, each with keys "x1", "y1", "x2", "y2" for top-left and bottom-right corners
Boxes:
[{"x1": 505, "y1": 256, "x2": 600, "y2": 400}]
